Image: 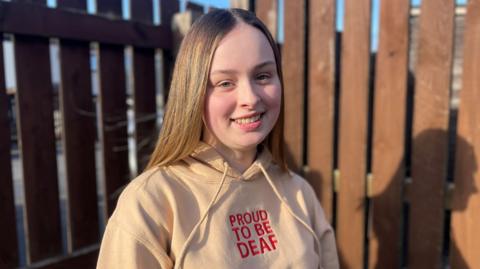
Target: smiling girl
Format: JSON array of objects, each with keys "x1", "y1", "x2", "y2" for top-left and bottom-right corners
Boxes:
[{"x1": 97, "y1": 9, "x2": 339, "y2": 269}]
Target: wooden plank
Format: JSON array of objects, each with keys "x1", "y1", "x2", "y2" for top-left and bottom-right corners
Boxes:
[
  {"x1": 407, "y1": 0, "x2": 455, "y2": 268},
  {"x1": 336, "y1": 0, "x2": 371, "y2": 267},
  {"x1": 131, "y1": 0, "x2": 157, "y2": 173},
  {"x1": 131, "y1": 0, "x2": 153, "y2": 24},
  {"x1": 368, "y1": 0, "x2": 410, "y2": 268},
  {"x1": 0, "y1": 1, "x2": 171, "y2": 49},
  {"x1": 161, "y1": 0, "x2": 179, "y2": 101},
  {"x1": 14, "y1": 34, "x2": 62, "y2": 263},
  {"x1": 58, "y1": 35, "x2": 99, "y2": 257},
  {"x1": 57, "y1": 0, "x2": 86, "y2": 10},
  {"x1": 97, "y1": 0, "x2": 122, "y2": 19},
  {"x1": 450, "y1": 0, "x2": 480, "y2": 268},
  {"x1": 32, "y1": 245, "x2": 99, "y2": 269},
  {"x1": 255, "y1": 0, "x2": 277, "y2": 40},
  {"x1": 97, "y1": 0, "x2": 130, "y2": 218},
  {"x1": 306, "y1": 0, "x2": 336, "y2": 223},
  {"x1": 0, "y1": 35, "x2": 19, "y2": 269},
  {"x1": 282, "y1": 0, "x2": 306, "y2": 173},
  {"x1": 57, "y1": 0, "x2": 99, "y2": 252}
]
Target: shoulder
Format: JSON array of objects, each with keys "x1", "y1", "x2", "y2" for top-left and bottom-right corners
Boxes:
[
  {"x1": 110, "y1": 167, "x2": 177, "y2": 232},
  {"x1": 282, "y1": 170, "x2": 318, "y2": 199}
]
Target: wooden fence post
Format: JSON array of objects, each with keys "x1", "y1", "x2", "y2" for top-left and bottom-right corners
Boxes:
[
  {"x1": 13, "y1": 0, "x2": 63, "y2": 262},
  {"x1": 337, "y1": 0, "x2": 372, "y2": 267},
  {"x1": 57, "y1": 0, "x2": 100, "y2": 252},
  {"x1": 161, "y1": 0, "x2": 180, "y2": 101},
  {"x1": 282, "y1": 0, "x2": 306, "y2": 173},
  {"x1": 368, "y1": 0, "x2": 410, "y2": 268},
  {"x1": 96, "y1": 0, "x2": 130, "y2": 218},
  {"x1": 0, "y1": 35, "x2": 19, "y2": 268},
  {"x1": 131, "y1": 0, "x2": 157, "y2": 173},
  {"x1": 450, "y1": 0, "x2": 480, "y2": 268},
  {"x1": 255, "y1": 0, "x2": 277, "y2": 40},
  {"x1": 408, "y1": 0, "x2": 455, "y2": 268},
  {"x1": 306, "y1": 0, "x2": 336, "y2": 223}
]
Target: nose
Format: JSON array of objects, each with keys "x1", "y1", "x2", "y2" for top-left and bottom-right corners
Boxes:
[{"x1": 238, "y1": 80, "x2": 260, "y2": 108}]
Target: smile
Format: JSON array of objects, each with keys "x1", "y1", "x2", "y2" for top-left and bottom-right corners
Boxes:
[{"x1": 232, "y1": 113, "x2": 263, "y2": 125}]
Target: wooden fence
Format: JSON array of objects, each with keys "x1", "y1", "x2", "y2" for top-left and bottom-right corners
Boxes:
[
  {"x1": 1, "y1": 0, "x2": 479, "y2": 268},
  {"x1": 247, "y1": 0, "x2": 480, "y2": 268},
  {"x1": 0, "y1": 0, "x2": 178, "y2": 267}
]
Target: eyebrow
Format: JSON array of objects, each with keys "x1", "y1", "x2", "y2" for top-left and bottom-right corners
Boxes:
[{"x1": 210, "y1": 61, "x2": 276, "y2": 75}]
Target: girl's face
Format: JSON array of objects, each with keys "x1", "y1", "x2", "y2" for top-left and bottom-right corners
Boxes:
[{"x1": 203, "y1": 23, "x2": 281, "y2": 155}]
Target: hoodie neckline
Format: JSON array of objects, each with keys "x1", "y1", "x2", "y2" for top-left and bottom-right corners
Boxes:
[{"x1": 183, "y1": 142, "x2": 273, "y2": 182}]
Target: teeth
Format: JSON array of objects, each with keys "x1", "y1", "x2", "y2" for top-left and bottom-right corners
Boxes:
[{"x1": 235, "y1": 114, "x2": 261, "y2": 124}]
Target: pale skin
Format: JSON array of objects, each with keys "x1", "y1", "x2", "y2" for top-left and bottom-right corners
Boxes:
[{"x1": 202, "y1": 22, "x2": 282, "y2": 173}]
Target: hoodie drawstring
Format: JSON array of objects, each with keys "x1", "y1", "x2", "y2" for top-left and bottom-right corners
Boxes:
[
  {"x1": 174, "y1": 162, "x2": 229, "y2": 269},
  {"x1": 257, "y1": 163, "x2": 321, "y2": 252}
]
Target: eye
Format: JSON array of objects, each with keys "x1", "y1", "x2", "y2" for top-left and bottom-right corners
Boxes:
[
  {"x1": 256, "y1": 73, "x2": 271, "y2": 82},
  {"x1": 217, "y1": 80, "x2": 234, "y2": 88}
]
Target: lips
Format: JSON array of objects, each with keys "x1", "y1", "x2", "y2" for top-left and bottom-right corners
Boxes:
[{"x1": 231, "y1": 113, "x2": 264, "y2": 125}]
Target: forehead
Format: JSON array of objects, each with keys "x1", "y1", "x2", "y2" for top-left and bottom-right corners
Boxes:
[{"x1": 210, "y1": 23, "x2": 275, "y2": 72}]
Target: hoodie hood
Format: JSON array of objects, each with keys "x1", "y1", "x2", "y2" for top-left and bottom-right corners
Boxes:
[{"x1": 182, "y1": 142, "x2": 274, "y2": 181}]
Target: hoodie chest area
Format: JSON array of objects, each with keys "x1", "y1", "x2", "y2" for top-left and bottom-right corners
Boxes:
[{"x1": 172, "y1": 182, "x2": 320, "y2": 268}]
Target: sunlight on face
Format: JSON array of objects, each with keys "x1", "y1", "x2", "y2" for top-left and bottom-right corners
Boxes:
[{"x1": 203, "y1": 23, "x2": 281, "y2": 156}]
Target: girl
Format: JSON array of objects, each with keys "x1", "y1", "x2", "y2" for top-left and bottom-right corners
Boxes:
[{"x1": 97, "y1": 8, "x2": 339, "y2": 269}]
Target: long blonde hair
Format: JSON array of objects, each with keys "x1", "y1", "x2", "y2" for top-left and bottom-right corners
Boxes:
[{"x1": 146, "y1": 9, "x2": 286, "y2": 171}]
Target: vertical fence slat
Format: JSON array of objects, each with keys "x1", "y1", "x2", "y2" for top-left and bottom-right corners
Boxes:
[
  {"x1": 450, "y1": 1, "x2": 480, "y2": 268},
  {"x1": 58, "y1": 0, "x2": 99, "y2": 252},
  {"x1": 408, "y1": 0, "x2": 455, "y2": 268},
  {"x1": 255, "y1": 0, "x2": 277, "y2": 40},
  {"x1": 131, "y1": 0, "x2": 156, "y2": 173},
  {"x1": 282, "y1": 0, "x2": 306, "y2": 173},
  {"x1": 161, "y1": 0, "x2": 179, "y2": 101},
  {"x1": 337, "y1": 0, "x2": 371, "y2": 267},
  {"x1": 368, "y1": 0, "x2": 410, "y2": 268},
  {"x1": 97, "y1": 0, "x2": 129, "y2": 217},
  {"x1": 14, "y1": 34, "x2": 62, "y2": 263},
  {"x1": 0, "y1": 36, "x2": 19, "y2": 268},
  {"x1": 59, "y1": 38, "x2": 99, "y2": 251},
  {"x1": 306, "y1": 0, "x2": 336, "y2": 222}
]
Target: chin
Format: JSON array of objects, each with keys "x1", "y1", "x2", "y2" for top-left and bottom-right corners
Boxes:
[{"x1": 233, "y1": 137, "x2": 266, "y2": 150}]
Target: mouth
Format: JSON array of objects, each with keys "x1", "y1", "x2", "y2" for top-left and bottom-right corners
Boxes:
[{"x1": 231, "y1": 113, "x2": 264, "y2": 125}]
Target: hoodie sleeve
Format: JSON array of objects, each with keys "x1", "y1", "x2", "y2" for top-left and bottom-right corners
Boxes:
[
  {"x1": 96, "y1": 172, "x2": 174, "y2": 269},
  {"x1": 96, "y1": 219, "x2": 173, "y2": 269},
  {"x1": 307, "y1": 185, "x2": 340, "y2": 269}
]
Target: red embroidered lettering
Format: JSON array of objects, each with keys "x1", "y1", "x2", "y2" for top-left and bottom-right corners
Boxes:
[
  {"x1": 259, "y1": 210, "x2": 268, "y2": 220},
  {"x1": 263, "y1": 221, "x2": 273, "y2": 234},
  {"x1": 252, "y1": 211, "x2": 260, "y2": 222},
  {"x1": 229, "y1": 209, "x2": 278, "y2": 259},
  {"x1": 229, "y1": 215, "x2": 236, "y2": 227},
  {"x1": 254, "y1": 223, "x2": 265, "y2": 236},
  {"x1": 248, "y1": 240, "x2": 260, "y2": 256},
  {"x1": 236, "y1": 214, "x2": 244, "y2": 225},
  {"x1": 268, "y1": 234, "x2": 278, "y2": 250},
  {"x1": 231, "y1": 227, "x2": 241, "y2": 241},
  {"x1": 243, "y1": 212, "x2": 252, "y2": 224},
  {"x1": 259, "y1": 237, "x2": 272, "y2": 253},
  {"x1": 240, "y1": 226, "x2": 251, "y2": 239},
  {"x1": 237, "y1": 242, "x2": 249, "y2": 258}
]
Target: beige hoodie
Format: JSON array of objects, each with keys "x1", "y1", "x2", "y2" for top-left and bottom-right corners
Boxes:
[{"x1": 97, "y1": 143, "x2": 339, "y2": 269}]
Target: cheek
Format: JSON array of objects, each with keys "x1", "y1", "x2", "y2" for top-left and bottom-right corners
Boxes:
[
  {"x1": 204, "y1": 93, "x2": 235, "y2": 126},
  {"x1": 263, "y1": 85, "x2": 282, "y2": 113}
]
